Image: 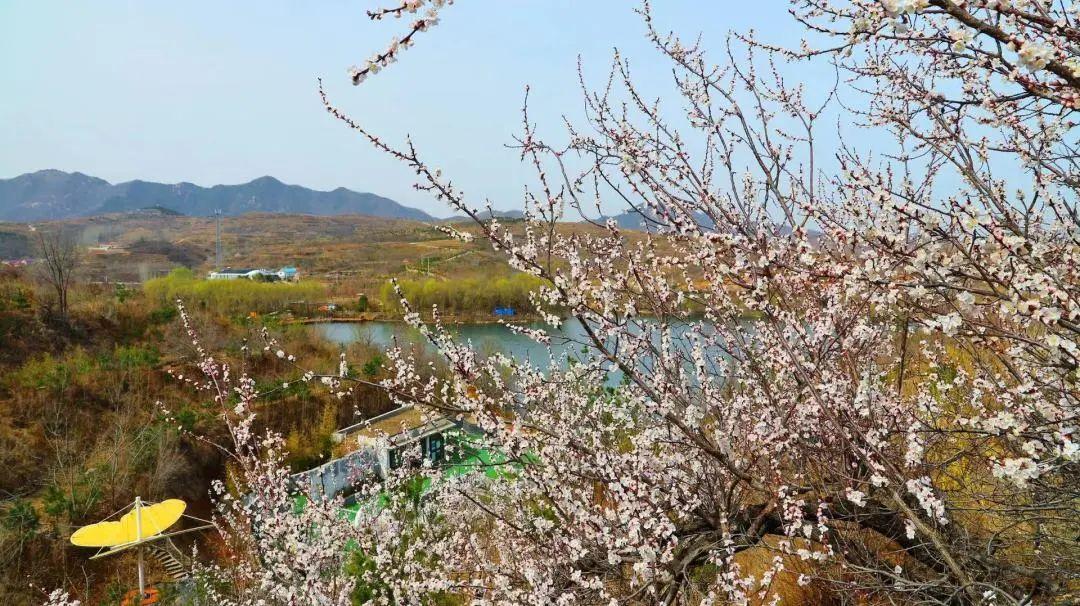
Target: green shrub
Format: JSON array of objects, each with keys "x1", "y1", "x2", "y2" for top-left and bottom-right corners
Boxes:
[
  {"x1": 11, "y1": 350, "x2": 95, "y2": 392},
  {"x1": 0, "y1": 285, "x2": 31, "y2": 312},
  {"x1": 173, "y1": 407, "x2": 200, "y2": 433},
  {"x1": 148, "y1": 304, "x2": 179, "y2": 325},
  {"x1": 2, "y1": 500, "x2": 38, "y2": 535},
  {"x1": 42, "y1": 473, "x2": 103, "y2": 523},
  {"x1": 362, "y1": 355, "x2": 384, "y2": 378},
  {"x1": 99, "y1": 344, "x2": 160, "y2": 372},
  {"x1": 113, "y1": 283, "x2": 132, "y2": 304}
]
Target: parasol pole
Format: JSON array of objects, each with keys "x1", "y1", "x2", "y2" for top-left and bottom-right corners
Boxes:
[{"x1": 135, "y1": 496, "x2": 145, "y2": 601}]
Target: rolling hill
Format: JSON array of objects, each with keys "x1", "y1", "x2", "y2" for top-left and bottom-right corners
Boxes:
[{"x1": 0, "y1": 170, "x2": 434, "y2": 221}]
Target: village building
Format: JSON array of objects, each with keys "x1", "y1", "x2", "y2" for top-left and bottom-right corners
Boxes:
[
  {"x1": 207, "y1": 266, "x2": 298, "y2": 281},
  {"x1": 290, "y1": 405, "x2": 481, "y2": 501},
  {"x1": 333, "y1": 405, "x2": 459, "y2": 476},
  {"x1": 88, "y1": 242, "x2": 124, "y2": 254}
]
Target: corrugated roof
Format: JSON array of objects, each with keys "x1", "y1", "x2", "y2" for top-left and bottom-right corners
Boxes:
[{"x1": 335, "y1": 405, "x2": 458, "y2": 446}]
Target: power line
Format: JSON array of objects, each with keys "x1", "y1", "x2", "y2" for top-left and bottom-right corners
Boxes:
[{"x1": 215, "y1": 209, "x2": 223, "y2": 267}]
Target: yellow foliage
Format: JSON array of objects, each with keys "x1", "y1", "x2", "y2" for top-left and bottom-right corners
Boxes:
[{"x1": 144, "y1": 268, "x2": 325, "y2": 314}]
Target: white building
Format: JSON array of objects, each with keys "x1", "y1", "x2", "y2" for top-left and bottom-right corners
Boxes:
[
  {"x1": 207, "y1": 266, "x2": 299, "y2": 281},
  {"x1": 332, "y1": 405, "x2": 460, "y2": 478}
]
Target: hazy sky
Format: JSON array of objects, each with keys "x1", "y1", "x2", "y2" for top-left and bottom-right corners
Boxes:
[{"x1": 1, "y1": 2, "x2": 818, "y2": 217}]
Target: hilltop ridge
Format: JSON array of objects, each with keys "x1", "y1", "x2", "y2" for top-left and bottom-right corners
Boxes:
[{"x1": 0, "y1": 170, "x2": 434, "y2": 222}]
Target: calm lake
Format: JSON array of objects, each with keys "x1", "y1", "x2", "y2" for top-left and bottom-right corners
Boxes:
[
  {"x1": 315, "y1": 321, "x2": 596, "y2": 368},
  {"x1": 314, "y1": 320, "x2": 732, "y2": 387}
]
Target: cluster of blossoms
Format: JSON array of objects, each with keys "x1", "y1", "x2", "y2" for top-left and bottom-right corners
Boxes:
[
  {"x1": 882, "y1": 0, "x2": 928, "y2": 16},
  {"x1": 347, "y1": 0, "x2": 450, "y2": 84},
  {"x1": 40, "y1": 589, "x2": 80, "y2": 606},
  {"x1": 790, "y1": 0, "x2": 1080, "y2": 108},
  {"x1": 138, "y1": 1, "x2": 1080, "y2": 605},
  {"x1": 156, "y1": 302, "x2": 472, "y2": 605},
  {"x1": 1017, "y1": 41, "x2": 1053, "y2": 71}
]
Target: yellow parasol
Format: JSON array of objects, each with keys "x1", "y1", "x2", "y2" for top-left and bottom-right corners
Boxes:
[
  {"x1": 70, "y1": 497, "x2": 212, "y2": 598},
  {"x1": 71, "y1": 499, "x2": 186, "y2": 547}
]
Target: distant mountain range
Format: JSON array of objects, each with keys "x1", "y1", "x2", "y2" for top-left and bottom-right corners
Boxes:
[
  {"x1": 0, "y1": 170, "x2": 436, "y2": 222},
  {"x1": 0, "y1": 170, "x2": 708, "y2": 230},
  {"x1": 443, "y1": 209, "x2": 527, "y2": 222},
  {"x1": 594, "y1": 209, "x2": 717, "y2": 231}
]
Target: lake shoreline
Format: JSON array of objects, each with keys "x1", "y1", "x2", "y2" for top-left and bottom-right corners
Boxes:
[
  {"x1": 290, "y1": 312, "x2": 549, "y2": 326},
  {"x1": 295, "y1": 309, "x2": 746, "y2": 326}
]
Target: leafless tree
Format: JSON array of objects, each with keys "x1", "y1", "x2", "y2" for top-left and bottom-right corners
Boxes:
[{"x1": 35, "y1": 229, "x2": 80, "y2": 320}]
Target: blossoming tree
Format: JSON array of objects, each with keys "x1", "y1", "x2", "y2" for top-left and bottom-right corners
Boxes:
[{"x1": 164, "y1": 1, "x2": 1080, "y2": 605}]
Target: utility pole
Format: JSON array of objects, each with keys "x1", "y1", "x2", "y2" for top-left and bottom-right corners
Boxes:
[{"x1": 215, "y1": 209, "x2": 223, "y2": 268}]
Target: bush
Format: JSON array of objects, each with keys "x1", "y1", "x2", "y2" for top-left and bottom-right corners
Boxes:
[
  {"x1": 362, "y1": 354, "x2": 384, "y2": 378},
  {"x1": 148, "y1": 304, "x2": 179, "y2": 325},
  {"x1": 113, "y1": 282, "x2": 132, "y2": 304},
  {"x1": 1, "y1": 500, "x2": 38, "y2": 535},
  {"x1": 42, "y1": 472, "x2": 103, "y2": 523},
  {"x1": 100, "y1": 344, "x2": 160, "y2": 372},
  {"x1": 284, "y1": 405, "x2": 338, "y2": 472},
  {"x1": 380, "y1": 274, "x2": 548, "y2": 315},
  {"x1": 10, "y1": 349, "x2": 95, "y2": 392}
]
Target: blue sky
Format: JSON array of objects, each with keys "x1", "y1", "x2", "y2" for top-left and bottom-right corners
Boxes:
[{"x1": 1, "y1": 2, "x2": 819, "y2": 217}]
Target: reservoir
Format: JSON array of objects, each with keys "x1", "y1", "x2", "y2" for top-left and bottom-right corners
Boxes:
[
  {"x1": 315, "y1": 321, "x2": 595, "y2": 369},
  {"x1": 314, "y1": 319, "x2": 734, "y2": 387}
]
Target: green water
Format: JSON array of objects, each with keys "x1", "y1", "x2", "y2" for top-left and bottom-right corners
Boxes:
[
  {"x1": 315, "y1": 319, "x2": 732, "y2": 387},
  {"x1": 315, "y1": 320, "x2": 595, "y2": 370}
]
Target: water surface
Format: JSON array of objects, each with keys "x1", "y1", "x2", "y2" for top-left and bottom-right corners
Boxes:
[
  {"x1": 316, "y1": 321, "x2": 594, "y2": 368},
  {"x1": 315, "y1": 319, "x2": 734, "y2": 388}
]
